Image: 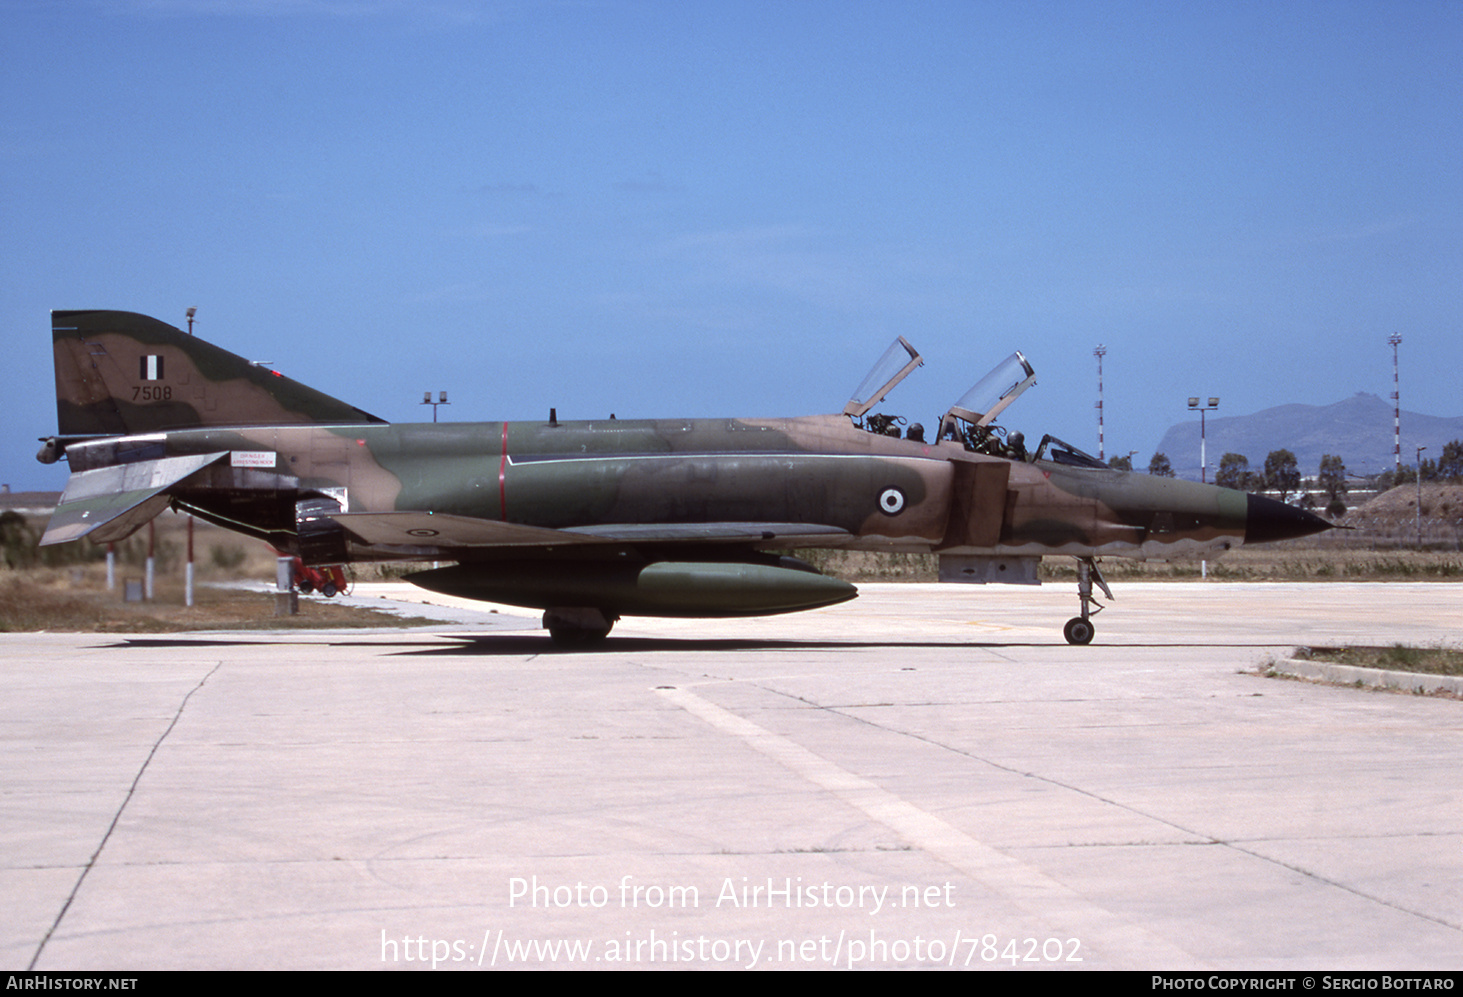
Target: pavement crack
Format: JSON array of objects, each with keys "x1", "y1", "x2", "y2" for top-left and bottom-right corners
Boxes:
[
  {"x1": 28, "y1": 662, "x2": 223, "y2": 971},
  {"x1": 771, "y1": 687, "x2": 1463, "y2": 937},
  {"x1": 1221, "y1": 842, "x2": 1463, "y2": 934}
]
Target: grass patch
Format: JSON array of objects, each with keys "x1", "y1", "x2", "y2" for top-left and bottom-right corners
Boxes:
[
  {"x1": 798, "y1": 546, "x2": 1463, "y2": 583},
  {"x1": 1300, "y1": 644, "x2": 1463, "y2": 677},
  {"x1": 0, "y1": 570, "x2": 439, "y2": 633}
]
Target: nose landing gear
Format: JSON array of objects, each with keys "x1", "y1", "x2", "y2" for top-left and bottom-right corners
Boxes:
[{"x1": 1064, "y1": 557, "x2": 1113, "y2": 645}]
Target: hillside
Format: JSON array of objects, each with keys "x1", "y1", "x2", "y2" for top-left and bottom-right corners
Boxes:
[
  {"x1": 1153, "y1": 393, "x2": 1463, "y2": 481},
  {"x1": 1339, "y1": 482, "x2": 1463, "y2": 546}
]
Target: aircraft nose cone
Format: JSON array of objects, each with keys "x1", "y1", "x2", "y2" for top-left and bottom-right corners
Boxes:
[{"x1": 1245, "y1": 493, "x2": 1334, "y2": 544}]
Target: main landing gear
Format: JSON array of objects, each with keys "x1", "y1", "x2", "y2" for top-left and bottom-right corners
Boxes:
[
  {"x1": 1063, "y1": 556, "x2": 1113, "y2": 645},
  {"x1": 543, "y1": 607, "x2": 617, "y2": 648}
]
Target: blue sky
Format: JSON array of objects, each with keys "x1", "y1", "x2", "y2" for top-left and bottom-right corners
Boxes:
[{"x1": 4, "y1": 0, "x2": 1459, "y2": 490}]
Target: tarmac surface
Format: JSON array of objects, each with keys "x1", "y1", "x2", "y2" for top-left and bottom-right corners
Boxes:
[{"x1": 2, "y1": 580, "x2": 1460, "y2": 971}]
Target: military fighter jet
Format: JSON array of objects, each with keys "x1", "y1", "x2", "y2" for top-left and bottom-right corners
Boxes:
[{"x1": 37, "y1": 310, "x2": 1332, "y2": 644}]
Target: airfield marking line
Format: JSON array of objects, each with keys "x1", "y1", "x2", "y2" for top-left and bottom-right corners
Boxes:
[
  {"x1": 656, "y1": 684, "x2": 1203, "y2": 970},
  {"x1": 28, "y1": 662, "x2": 224, "y2": 971}
]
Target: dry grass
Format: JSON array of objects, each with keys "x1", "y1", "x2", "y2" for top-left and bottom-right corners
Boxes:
[
  {"x1": 0, "y1": 507, "x2": 438, "y2": 632},
  {"x1": 1052, "y1": 546, "x2": 1463, "y2": 581},
  {"x1": 0, "y1": 568, "x2": 435, "y2": 633},
  {"x1": 800, "y1": 544, "x2": 1463, "y2": 583},
  {"x1": 1300, "y1": 644, "x2": 1463, "y2": 677}
]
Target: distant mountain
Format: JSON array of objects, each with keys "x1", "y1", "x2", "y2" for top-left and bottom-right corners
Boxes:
[{"x1": 1151, "y1": 393, "x2": 1463, "y2": 481}]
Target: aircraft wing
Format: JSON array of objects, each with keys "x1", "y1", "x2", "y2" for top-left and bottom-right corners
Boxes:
[
  {"x1": 40, "y1": 452, "x2": 231, "y2": 546},
  {"x1": 331, "y1": 512, "x2": 850, "y2": 549},
  {"x1": 563, "y1": 522, "x2": 852, "y2": 544},
  {"x1": 332, "y1": 512, "x2": 612, "y2": 548}
]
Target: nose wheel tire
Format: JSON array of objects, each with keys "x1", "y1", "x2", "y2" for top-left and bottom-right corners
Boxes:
[{"x1": 1063, "y1": 617, "x2": 1095, "y2": 646}]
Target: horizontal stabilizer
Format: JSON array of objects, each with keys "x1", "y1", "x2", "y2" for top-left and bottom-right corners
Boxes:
[{"x1": 40, "y1": 452, "x2": 230, "y2": 545}]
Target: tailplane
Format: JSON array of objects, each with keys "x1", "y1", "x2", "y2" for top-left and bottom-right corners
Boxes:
[{"x1": 52, "y1": 309, "x2": 385, "y2": 437}]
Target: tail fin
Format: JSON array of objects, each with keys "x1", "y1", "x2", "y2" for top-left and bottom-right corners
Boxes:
[{"x1": 52, "y1": 310, "x2": 385, "y2": 437}]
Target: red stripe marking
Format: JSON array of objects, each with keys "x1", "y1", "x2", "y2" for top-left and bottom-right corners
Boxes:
[{"x1": 498, "y1": 421, "x2": 509, "y2": 520}]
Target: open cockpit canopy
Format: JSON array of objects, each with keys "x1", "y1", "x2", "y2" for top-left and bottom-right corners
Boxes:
[
  {"x1": 940, "y1": 351, "x2": 1036, "y2": 436},
  {"x1": 843, "y1": 336, "x2": 923, "y2": 420},
  {"x1": 846, "y1": 341, "x2": 1108, "y2": 468}
]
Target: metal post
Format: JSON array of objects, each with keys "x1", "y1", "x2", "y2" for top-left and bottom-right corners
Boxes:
[
  {"x1": 1417, "y1": 445, "x2": 1427, "y2": 548},
  {"x1": 275, "y1": 556, "x2": 298, "y2": 616},
  {"x1": 1200, "y1": 408, "x2": 1207, "y2": 484},
  {"x1": 1389, "y1": 333, "x2": 1402, "y2": 479},
  {"x1": 1187, "y1": 397, "x2": 1219, "y2": 483},
  {"x1": 185, "y1": 514, "x2": 195, "y2": 608},
  {"x1": 145, "y1": 520, "x2": 155, "y2": 600},
  {"x1": 1093, "y1": 344, "x2": 1106, "y2": 461}
]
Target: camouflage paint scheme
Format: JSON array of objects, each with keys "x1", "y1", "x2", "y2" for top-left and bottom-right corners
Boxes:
[{"x1": 40, "y1": 310, "x2": 1331, "y2": 643}]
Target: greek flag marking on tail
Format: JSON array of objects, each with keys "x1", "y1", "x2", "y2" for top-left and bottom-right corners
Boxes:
[{"x1": 140, "y1": 355, "x2": 164, "y2": 380}]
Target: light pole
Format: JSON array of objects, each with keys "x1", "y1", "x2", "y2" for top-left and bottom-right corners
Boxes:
[
  {"x1": 422, "y1": 391, "x2": 449, "y2": 422},
  {"x1": 1389, "y1": 333, "x2": 1402, "y2": 479},
  {"x1": 1093, "y1": 344, "x2": 1106, "y2": 461},
  {"x1": 1187, "y1": 397, "x2": 1219, "y2": 483},
  {"x1": 184, "y1": 308, "x2": 197, "y2": 605}
]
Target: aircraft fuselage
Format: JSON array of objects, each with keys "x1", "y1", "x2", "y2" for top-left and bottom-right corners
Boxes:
[{"x1": 60, "y1": 413, "x2": 1257, "y2": 565}]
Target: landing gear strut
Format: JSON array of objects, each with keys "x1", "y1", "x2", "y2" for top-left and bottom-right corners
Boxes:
[{"x1": 1063, "y1": 557, "x2": 1113, "y2": 645}]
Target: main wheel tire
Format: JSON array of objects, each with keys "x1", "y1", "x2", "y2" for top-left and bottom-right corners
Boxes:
[
  {"x1": 1063, "y1": 617, "x2": 1095, "y2": 645},
  {"x1": 548, "y1": 625, "x2": 611, "y2": 648}
]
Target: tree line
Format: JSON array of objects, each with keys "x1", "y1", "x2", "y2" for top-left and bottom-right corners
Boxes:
[{"x1": 1105, "y1": 440, "x2": 1463, "y2": 518}]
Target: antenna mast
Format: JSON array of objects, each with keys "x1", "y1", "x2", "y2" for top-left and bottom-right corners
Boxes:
[{"x1": 1388, "y1": 333, "x2": 1402, "y2": 478}]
